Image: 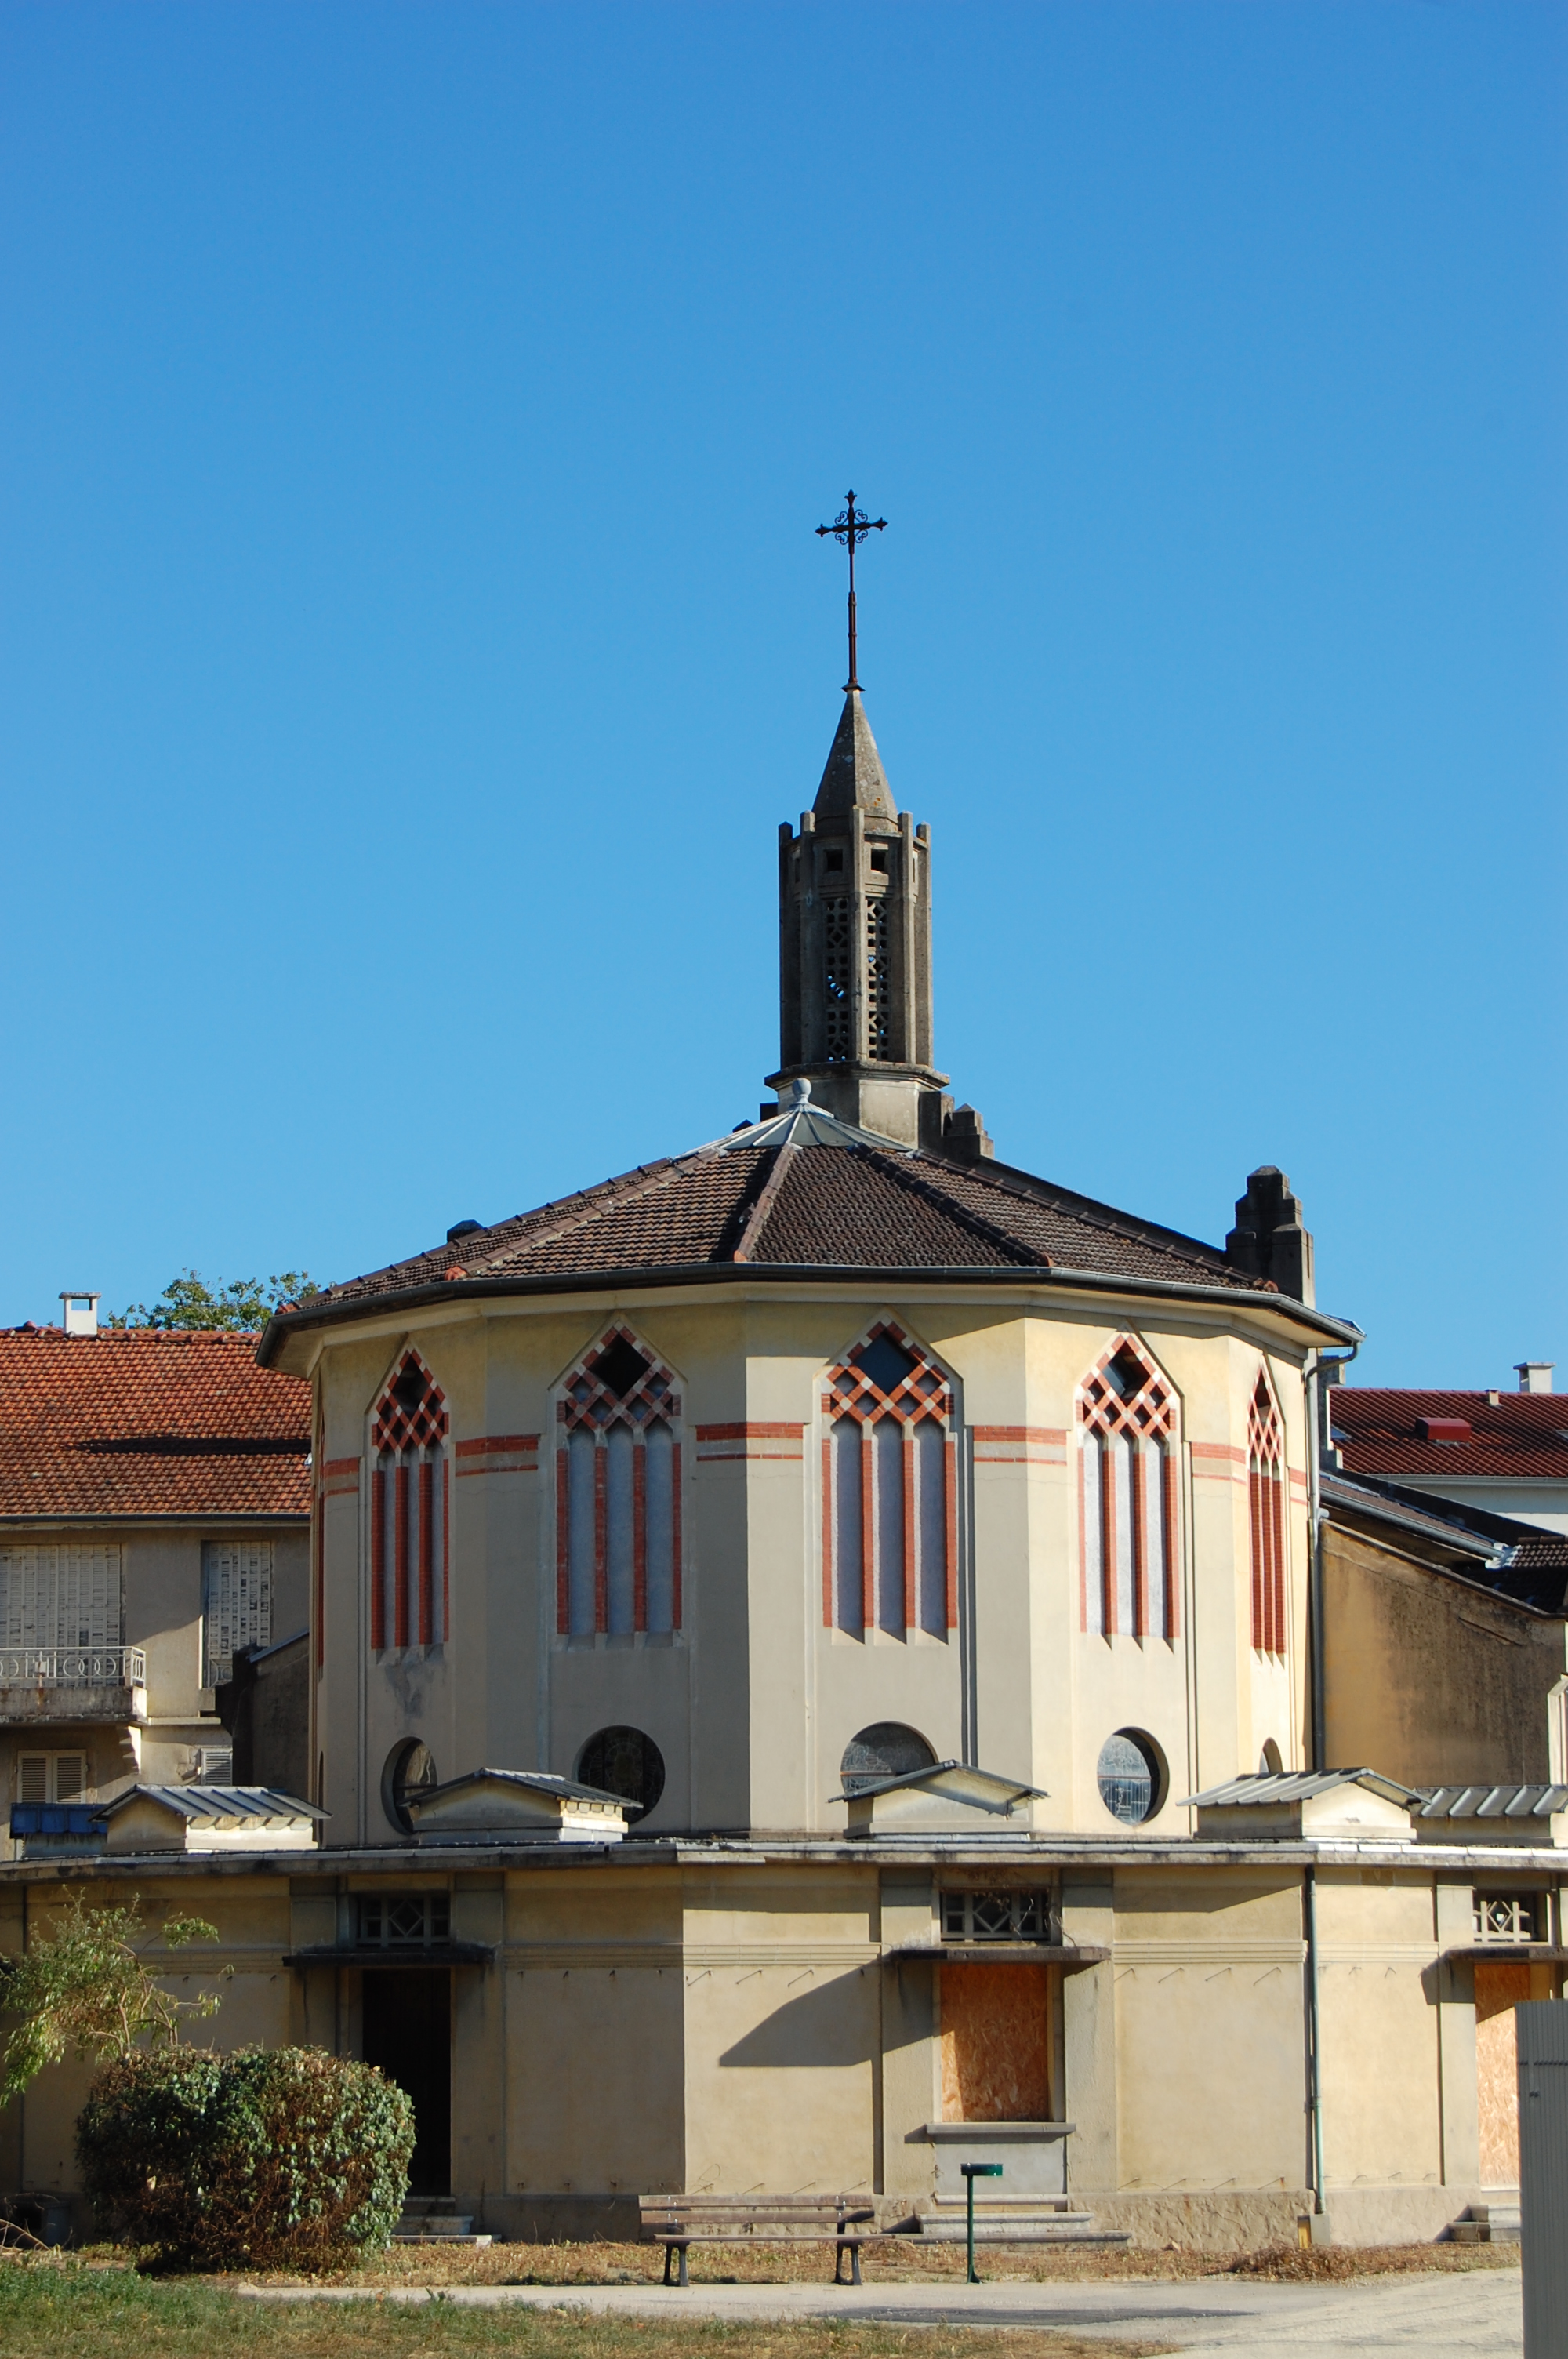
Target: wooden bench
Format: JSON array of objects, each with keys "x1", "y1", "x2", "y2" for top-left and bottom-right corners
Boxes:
[{"x1": 638, "y1": 2195, "x2": 877, "y2": 2287}]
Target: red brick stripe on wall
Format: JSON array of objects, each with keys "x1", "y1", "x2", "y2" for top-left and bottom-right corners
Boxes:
[
  {"x1": 1192, "y1": 1441, "x2": 1247, "y2": 1478},
  {"x1": 554, "y1": 1449, "x2": 571, "y2": 1635},
  {"x1": 971, "y1": 1426, "x2": 1067, "y2": 1445},
  {"x1": 695, "y1": 1422, "x2": 807, "y2": 1441},
  {"x1": 822, "y1": 1435, "x2": 834, "y2": 1629},
  {"x1": 455, "y1": 1434, "x2": 540, "y2": 1456}
]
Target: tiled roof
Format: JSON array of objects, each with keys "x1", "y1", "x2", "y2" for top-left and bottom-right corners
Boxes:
[
  {"x1": 0, "y1": 1329, "x2": 310, "y2": 1520},
  {"x1": 293, "y1": 1102, "x2": 1288, "y2": 1332},
  {"x1": 1331, "y1": 1388, "x2": 1568, "y2": 1484}
]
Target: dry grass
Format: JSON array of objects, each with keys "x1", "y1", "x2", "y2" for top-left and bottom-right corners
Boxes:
[
  {"x1": 250, "y1": 2233, "x2": 1519, "y2": 2293},
  {"x1": 0, "y1": 2252, "x2": 1165, "y2": 2359}
]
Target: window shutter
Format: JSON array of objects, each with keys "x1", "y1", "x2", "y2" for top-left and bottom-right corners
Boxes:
[{"x1": 202, "y1": 1543, "x2": 274, "y2": 1685}]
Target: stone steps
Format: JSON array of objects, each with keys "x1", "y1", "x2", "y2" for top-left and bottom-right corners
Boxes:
[
  {"x1": 1450, "y1": 2201, "x2": 1519, "y2": 2246},
  {"x1": 394, "y1": 2198, "x2": 492, "y2": 2248},
  {"x1": 899, "y1": 2203, "x2": 1129, "y2": 2246}
]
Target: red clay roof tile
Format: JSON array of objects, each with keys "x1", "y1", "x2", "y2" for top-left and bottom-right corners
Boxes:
[
  {"x1": 1332, "y1": 1388, "x2": 1568, "y2": 1483},
  {"x1": 0, "y1": 1329, "x2": 311, "y2": 1520}
]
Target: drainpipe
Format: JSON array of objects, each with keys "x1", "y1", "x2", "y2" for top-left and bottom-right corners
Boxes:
[
  {"x1": 1305, "y1": 1860, "x2": 1325, "y2": 2217},
  {"x1": 1306, "y1": 1342, "x2": 1358, "y2": 1771}
]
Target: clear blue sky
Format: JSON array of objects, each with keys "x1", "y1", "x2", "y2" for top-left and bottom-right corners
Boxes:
[{"x1": 3, "y1": 1, "x2": 1562, "y2": 1384}]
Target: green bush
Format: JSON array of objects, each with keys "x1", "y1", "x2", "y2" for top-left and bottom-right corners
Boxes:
[{"x1": 76, "y1": 2045, "x2": 415, "y2": 2270}]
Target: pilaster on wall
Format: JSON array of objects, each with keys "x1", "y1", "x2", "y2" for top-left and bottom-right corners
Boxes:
[
  {"x1": 880, "y1": 1872, "x2": 938, "y2": 2199},
  {"x1": 1434, "y1": 1882, "x2": 1479, "y2": 2187},
  {"x1": 452, "y1": 1879, "x2": 506, "y2": 2208},
  {"x1": 1061, "y1": 1877, "x2": 1117, "y2": 2193}
]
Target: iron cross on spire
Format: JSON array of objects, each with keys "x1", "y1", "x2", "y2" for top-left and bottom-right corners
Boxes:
[{"x1": 816, "y1": 489, "x2": 887, "y2": 691}]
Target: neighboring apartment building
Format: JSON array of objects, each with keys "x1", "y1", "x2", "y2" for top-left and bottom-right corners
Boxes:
[
  {"x1": 0, "y1": 1308, "x2": 310, "y2": 1816},
  {"x1": 1321, "y1": 1472, "x2": 1568, "y2": 1787},
  {"x1": 1330, "y1": 1367, "x2": 1568, "y2": 1534}
]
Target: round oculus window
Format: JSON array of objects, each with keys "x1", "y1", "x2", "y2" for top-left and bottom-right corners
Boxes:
[
  {"x1": 1096, "y1": 1729, "x2": 1164, "y2": 1826},
  {"x1": 840, "y1": 1722, "x2": 938, "y2": 1796},
  {"x1": 575, "y1": 1725, "x2": 666, "y2": 1820},
  {"x1": 382, "y1": 1739, "x2": 438, "y2": 1835}
]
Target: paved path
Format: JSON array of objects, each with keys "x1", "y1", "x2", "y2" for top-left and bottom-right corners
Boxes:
[{"x1": 241, "y1": 2266, "x2": 1523, "y2": 2356}]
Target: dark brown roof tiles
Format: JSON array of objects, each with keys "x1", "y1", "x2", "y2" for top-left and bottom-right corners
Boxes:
[{"x1": 308, "y1": 1129, "x2": 1273, "y2": 1318}]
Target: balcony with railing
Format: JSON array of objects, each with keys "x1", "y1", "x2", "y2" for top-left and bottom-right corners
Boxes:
[{"x1": 0, "y1": 1646, "x2": 148, "y2": 1724}]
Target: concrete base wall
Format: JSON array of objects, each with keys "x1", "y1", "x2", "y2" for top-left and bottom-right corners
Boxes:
[
  {"x1": 476, "y1": 2194, "x2": 644, "y2": 2244},
  {"x1": 1088, "y1": 2190, "x2": 1309, "y2": 2252},
  {"x1": 1089, "y1": 2184, "x2": 1481, "y2": 2252}
]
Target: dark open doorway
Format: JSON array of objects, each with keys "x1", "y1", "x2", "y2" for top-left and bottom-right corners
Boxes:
[{"x1": 362, "y1": 1968, "x2": 452, "y2": 2197}]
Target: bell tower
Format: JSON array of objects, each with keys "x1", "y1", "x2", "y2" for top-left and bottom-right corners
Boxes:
[{"x1": 768, "y1": 688, "x2": 950, "y2": 1147}]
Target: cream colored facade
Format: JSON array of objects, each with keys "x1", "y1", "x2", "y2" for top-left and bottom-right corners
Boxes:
[
  {"x1": 3, "y1": 1822, "x2": 1563, "y2": 2247},
  {"x1": 4, "y1": 683, "x2": 1559, "y2": 2250},
  {"x1": 306, "y1": 1285, "x2": 1314, "y2": 1850}
]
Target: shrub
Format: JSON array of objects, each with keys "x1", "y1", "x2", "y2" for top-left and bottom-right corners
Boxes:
[
  {"x1": 0, "y1": 1892, "x2": 223, "y2": 2101},
  {"x1": 76, "y1": 2045, "x2": 414, "y2": 2270}
]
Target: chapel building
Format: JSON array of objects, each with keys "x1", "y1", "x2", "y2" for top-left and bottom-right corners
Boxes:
[{"x1": 3, "y1": 670, "x2": 1564, "y2": 2252}]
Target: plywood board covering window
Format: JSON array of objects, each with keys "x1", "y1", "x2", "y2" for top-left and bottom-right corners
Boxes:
[
  {"x1": 939, "y1": 1963, "x2": 1051, "y2": 2122},
  {"x1": 1475, "y1": 1958, "x2": 1530, "y2": 2186}
]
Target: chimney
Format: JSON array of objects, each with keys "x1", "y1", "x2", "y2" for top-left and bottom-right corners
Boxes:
[
  {"x1": 941, "y1": 1103, "x2": 995, "y2": 1163},
  {"x1": 1515, "y1": 1361, "x2": 1555, "y2": 1395},
  {"x1": 1225, "y1": 1168, "x2": 1316, "y2": 1306},
  {"x1": 60, "y1": 1292, "x2": 100, "y2": 1337}
]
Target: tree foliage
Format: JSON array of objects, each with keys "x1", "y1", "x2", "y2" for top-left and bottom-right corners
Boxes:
[
  {"x1": 0, "y1": 1892, "x2": 225, "y2": 2103},
  {"x1": 104, "y1": 1270, "x2": 320, "y2": 1332},
  {"x1": 78, "y1": 2046, "x2": 414, "y2": 2270}
]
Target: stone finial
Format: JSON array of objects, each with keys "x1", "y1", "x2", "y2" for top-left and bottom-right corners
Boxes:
[{"x1": 1225, "y1": 1166, "x2": 1316, "y2": 1305}]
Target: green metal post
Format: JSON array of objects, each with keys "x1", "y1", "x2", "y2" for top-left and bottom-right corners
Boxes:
[{"x1": 961, "y1": 2162, "x2": 1003, "y2": 2283}]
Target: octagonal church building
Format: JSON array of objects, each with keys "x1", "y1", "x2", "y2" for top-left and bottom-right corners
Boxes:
[{"x1": 5, "y1": 667, "x2": 1564, "y2": 2252}]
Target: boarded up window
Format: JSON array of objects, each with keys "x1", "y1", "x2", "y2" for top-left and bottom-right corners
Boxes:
[
  {"x1": 939, "y1": 1962, "x2": 1051, "y2": 2123},
  {"x1": 0, "y1": 1547, "x2": 122, "y2": 1650},
  {"x1": 202, "y1": 1542, "x2": 274, "y2": 1686},
  {"x1": 1476, "y1": 1958, "x2": 1530, "y2": 2186}
]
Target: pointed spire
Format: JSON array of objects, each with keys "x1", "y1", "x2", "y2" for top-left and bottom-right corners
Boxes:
[{"x1": 812, "y1": 690, "x2": 898, "y2": 822}]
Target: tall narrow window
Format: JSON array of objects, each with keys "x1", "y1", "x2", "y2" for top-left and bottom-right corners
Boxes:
[
  {"x1": 556, "y1": 1329, "x2": 682, "y2": 1637},
  {"x1": 822, "y1": 1323, "x2": 956, "y2": 1639},
  {"x1": 1248, "y1": 1370, "x2": 1287, "y2": 1656},
  {"x1": 202, "y1": 1541, "x2": 273, "y2": 1686},
  {"x1": 370, "y1": 1354, "x2": 449, "y2": 1651},
  {"x1": 1079, "y1": 1340, "x2": 1177, "y2": 1640}
]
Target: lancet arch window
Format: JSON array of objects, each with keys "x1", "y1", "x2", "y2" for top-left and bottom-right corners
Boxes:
[
  {"x1": 370, "y1": 1353, "x2": 449, "y2": 1652},
  {"x1": 1248, "y1": 1369, "x2": 1287, "y2": 1656},
  {"x1": 1079, "y1": 1339, "x2": 1178, "y2": 1640},
  {"x1": 556, "y1": 1329, "x2": 682, "y2": 1638},
  {"x1": 822, "y1": 1322, "x2": 956, "y2": 1641}
]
